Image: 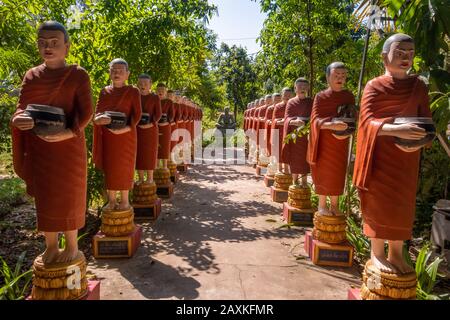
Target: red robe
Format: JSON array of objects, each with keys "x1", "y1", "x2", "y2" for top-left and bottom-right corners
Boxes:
[
  {"x1": 93, "y1": 85, "x2": 141, "y2": 190},
  {"x1": 12, "y1": 64, "x2": 93, "y2": 231},
  {"x1": 271, "y1": 102, "x2": 287, "y2": 163},
  {"x1": 264, "y1": 105, "x2": 275, "y2": 155},
  {"x1": 353, "y1": 75, "x2": 431, "y2": 240},
  {"x1": 282, "y1": 97, "x2": 313, "y2": 174},
  {"x1": 170, "y1": 102, "x2": 181, "y2": 153},
  {"x1": 307, "y1": 89, "x2": 355, "y2": 195},
  {"x1": 158, "y1": 98, "x2": 174, "y2": 159},
  {"x1": 136, "y1": 93, "x2": 162, "y2": 170},
  {"x1": 186, "y1": 105, "x2": 193, "y2": 145},
  {"x1": 244, "y1": 109, "x2": 248, "y2": 131},
  {"x1": 256, "y1": 105, "x2": 269, "y2": 149}
]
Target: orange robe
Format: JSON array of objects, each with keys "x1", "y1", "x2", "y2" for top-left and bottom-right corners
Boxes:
[
  {"x1": 256, "y1": 105, "x2": 268, "y2": 149},
  {"x1": 307, "y1": 89, "x2": 355, "y2": 195},
  {"x1": 170, "y1": 102, "x2": 181, "y2": 153},
  {"x1": 158, "y1": 98, "x2": 174, "y2": 159},
  {"x1": 188, "y1": 106, "x2": 194, "y2": 144},
  {"x1": 244, "y1": 110, "x2": 248, "y2": 131},
  {"x1": 282, "y1": 97, "x2": 313, "y2": 174},
  {"x1": 271, "y1": 102, "x2": 287, "y2": 163},
  {"x1": 264, "y1": 105, "x2": 275, "y2": 155},
  {"x1": 12, "y1": 64, "x2": 93, "y2": 232},
  {"x1": 93, "y1": 85, "x2": 141, "y2": 190},
  {"x1": 353, "y1": 75, "x2": 431, "y2": 240},
  {"x1": 136, "y1": 93, "x2": 162, "y2": 170}
]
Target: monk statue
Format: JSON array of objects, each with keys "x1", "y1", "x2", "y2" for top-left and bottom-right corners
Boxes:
[
  {"x1": 282, "y1": 78, "x2": 313, "y2": 186},
  {"x1": 216, "y1": 106, "x2": 236, "y2": 131},
  {"x1": 307, "y1": 62, "x2": 355, "y2": 216},
  {"x1": 156, "y1": 83, "x2": 175, "y2": 169},
  {"x1": 272, "y1": 87, "x2": 293, "y2": 173},
  {"x1": 93, "y1": 58, "x2": 142, "y2": 211},
  {"x1": 264, "y1": 93, "x2": 281, "y2": 159},
  {"x1": 353, "y1": 33, "x2": 431, "y2": 274},
  {"x1": 11, "y1": 21, "x2": 93, "y2": 263},
  {"x1": 136, "y1": 74, "x2": 162, "y2": 184}
]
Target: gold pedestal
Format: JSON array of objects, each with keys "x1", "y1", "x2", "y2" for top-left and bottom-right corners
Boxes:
[
  {"x1": 132, "y1": 182, "x2": 158, "y2": 205},
  {"x1": 101, "y1": 207, "x2": 135, "y2": 237},
  {"x1": 31, "y1": 251, "x2": 88, "y2": 300},
  {"x1": 168, "y1": 161, "x2": 177, "y2": 177},
  {"x1": 287, "y1": 185, "x2": 312, "y2": 209},
  {"x1": 273, "y1": 172, "x2": 292, "y2": 191},
  {"x1": 154, "y1": 167, "x2": 171, "y2": 186},
  {"x1": 361, "y1": 260, "x2": 417, "y2": 300},
  {"x1": 312, "y1": 213, "x2": 347, "y2": 244}
]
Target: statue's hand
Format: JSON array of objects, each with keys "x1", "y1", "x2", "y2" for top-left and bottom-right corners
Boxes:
[
  {"x1": 12, "y1": 113, "x2": 34, "y2": 131},
  {"x1": 290, "y1": 119, "x2": 305, "y2": 127},
  {"x1": 393, "y1": 123, "x2": 426, "y2": 140},
  {"x1": 323, "y1": 121, "x2": 347, "y2": 131},
  {"x1": 276, "y1": 119, "x2": 285, "y2": 125},
  {"x1": 94, "y1": 114, "x2": 112, "y2": 126},
  {"x1": 37, "y1": 128, "x2": 75, "y2": 143}
]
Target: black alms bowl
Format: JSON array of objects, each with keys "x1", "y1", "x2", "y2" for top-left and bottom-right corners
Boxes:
[
  {"x1": 24, "y1": 104, "x2": 66, "y2": 136},
  {"x1": 297, "y1": 117, "x2": 310, "y2": 125},
  {"x1": 105, "y1": 111, "x2": 128, "y2": 130},
  {"x1": 394, "y1": 117, "x2": 436, "y2": 148},
  {"x1": 139, "y1": 113, "x2": 151, "y2": 125},
  {"x1": 159, "y1": 113, "x2": 168, "y2": 124},
  {"x1": 331, "y1": 117, "x2": 356, "y2": 136}
]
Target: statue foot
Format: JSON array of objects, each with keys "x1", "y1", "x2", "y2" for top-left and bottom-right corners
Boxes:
[
  {"x1": 317, "y1": 208, "x2": 332, "y2": 216},
  {"x1": 371, "y1": 254, "x2": 398, "y2": 274},
  {"x1": 41, "y1": 248, "x2": 60, "y2": 264},
  {"x1": 56, "y1": 248, "x2": 78, "y2": 263},
  {"x1": 105, "y1": 202, "x2": 115, "y2": 210},
  {"x1": 331, "y1": 208, "x2": 344, "y2": 216},
  {"x1": 388, "y1": 256, "x2": 415, "y2": 274},
  {"x1": 118, "y1": 203, "x2": 131, "y2": 210}
]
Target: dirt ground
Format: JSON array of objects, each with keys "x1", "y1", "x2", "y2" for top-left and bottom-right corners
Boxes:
[{"x1": 88, "y1": 156, "x2": 362, "y2": 300}]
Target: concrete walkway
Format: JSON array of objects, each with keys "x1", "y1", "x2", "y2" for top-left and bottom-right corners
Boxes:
[{"x1": 87, "y1": 161, "x2": 361, "y2": 300}]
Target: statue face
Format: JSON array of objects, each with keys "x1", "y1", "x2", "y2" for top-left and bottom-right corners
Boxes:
[
  {"x1": 383, "y1": 41, "x2": 415, "y2": 75},
  {"x1": 327, "y1": 68, "x2": 347, "y2": 92},
  {"x1": 282, "y1": 90, "x2": 292, "y2": 102},
  {"x1": 273, "y1": 96, "x2": 282, "y2": 104},
  {"x1": 38, "y1": 30, "x2": 69, "y2": 63},
  {"x1": 109, "y1": 63, "x2": 129, "y2": 86},
  {"x1": 138, "y1": 78, "x2": 152, "y2": 95},
  {"x1": 156, "y1": 86, "x2": 167, "y2": 99},
  {"x1": 167, "y1": 92, "x2": 175, "y2": 101},
  {"x1": 295, "y1": 82, "x2": 309, "y2": 98}
]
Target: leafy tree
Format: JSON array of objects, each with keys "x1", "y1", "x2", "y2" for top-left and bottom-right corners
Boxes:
[{"x1": 211, "y1": 43, "x2": 259, "y2": 119}]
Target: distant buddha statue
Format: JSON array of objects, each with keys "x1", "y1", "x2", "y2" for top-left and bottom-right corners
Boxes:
[{"x1": 216, "y1": 107, "x2": 236, "y2": 131}]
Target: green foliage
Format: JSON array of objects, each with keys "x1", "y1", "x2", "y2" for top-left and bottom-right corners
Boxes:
[
  {"x1": 415, "y1": 139, "x2": 450, "y2": 237},
  {"x1": 255, "y1": 0, "x2": 380, "y2": 95},
  {"x1": 415, "y1": 243, "x2": 449, "y2": 300},
  {"x1": 0, "y1": 252, "x2": 33, "y2": 300},
  {"x1": 211, "y1": 43, "x2": 259, "y2": 117},
  {"x1": 0, "y1": 177, "x2": 27, "y2": 218},
  {"x1": 346, "y1": 215, "x2": 371, "y2": 263},
  {"x1": 58, "y1": 232, "x2": 89, "y2": 249},
  {"x1": 283, "y1": 122, "x2": 311, "y2": 145}
]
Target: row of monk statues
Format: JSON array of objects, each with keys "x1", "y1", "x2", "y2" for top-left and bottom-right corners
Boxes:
[
  {"x1": 243, "y1": 33, "x2": 434, "y2": 279},
  {"x1": 10, "y1": 21, "x2": 202, "y2": 268},
  {"x1": 8, "y1": 18, "x2": 436, "y2": 300}
]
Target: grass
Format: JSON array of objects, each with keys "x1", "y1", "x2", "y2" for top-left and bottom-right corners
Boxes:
[
  {"x1": 0, "y1": 177, "x2": 27, "y2": 218},
  {"x1": 0, "y1": 251, "x2": 32, "y2": 300}
]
